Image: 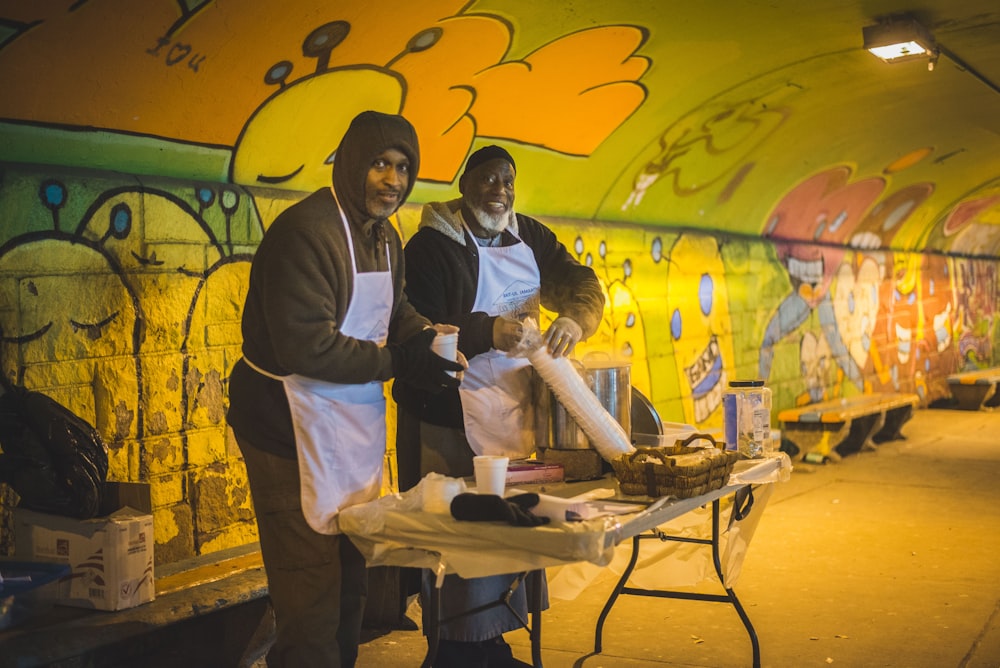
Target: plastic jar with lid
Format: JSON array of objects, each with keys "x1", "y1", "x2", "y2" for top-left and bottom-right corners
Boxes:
[{"x1": 723, "y1": 380, "x2": 772, "y2": 458}]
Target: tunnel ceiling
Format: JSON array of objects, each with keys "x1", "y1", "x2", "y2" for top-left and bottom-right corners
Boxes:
[{"x1": 1, "y1": 1, "x2": 999, "y2": 256}]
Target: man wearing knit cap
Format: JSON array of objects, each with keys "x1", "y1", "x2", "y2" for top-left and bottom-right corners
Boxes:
[
  {"x1": 394, "y1": 145, "x2": 604, "y2": 666},
  {"x1": 228, "y1": 111, "x2": 463, "y2": 667}
]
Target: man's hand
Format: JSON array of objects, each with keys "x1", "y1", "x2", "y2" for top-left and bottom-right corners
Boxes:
[
  {"x1": 545, "y1": 317, "x2": 583, "y2": 357},
  {"x1": 429, "y1": 323, "x2": 468, "y2": 381},
  {"x1": 454, "y1": 350, "x2": 469, "y2": 381},
  {"x1": 492, "y1": 317, "x2": 524, "y2": 352},
  {"x1": 389, "y1": 329, "x2": 463, "y2": 393}
]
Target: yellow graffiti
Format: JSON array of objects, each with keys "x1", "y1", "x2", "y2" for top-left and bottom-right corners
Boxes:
[
  {"x1": 624, "y1": 84, "x2": 795, "y2": 210},
  {"x1": 667, "y1": 235, "x2": 735, "y2": 426},
  {"x1": 232, "y1": 69, "x2": 404, "y2": 190}
]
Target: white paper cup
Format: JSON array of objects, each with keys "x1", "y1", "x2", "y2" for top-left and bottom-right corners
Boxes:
[
  {"x1": 473, "y1": 455, "x2": 509, "y2": 496},
  {"x1": 431, "y1": 332, "x2": 459, "y2": 376}
]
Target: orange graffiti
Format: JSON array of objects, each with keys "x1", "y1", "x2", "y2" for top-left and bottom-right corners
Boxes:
[{"x1": 0, "y1": 1, "x2": 649, "y2": 185}]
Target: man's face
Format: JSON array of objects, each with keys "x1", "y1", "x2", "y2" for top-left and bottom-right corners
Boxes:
[
  {"x1": 365, "y1": 148, "x2": 410, "y2": 219},
  {"x1": 462, "y1": 158, "x2": 515, "y2": 236}
]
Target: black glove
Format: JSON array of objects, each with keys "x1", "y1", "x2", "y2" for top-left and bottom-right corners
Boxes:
[
  {"x1": 389, "y1": 328, "x2": 463, "y2": 394},
  {"x1": 450, "y1": 492, "x2": 550, "y2": 527}
]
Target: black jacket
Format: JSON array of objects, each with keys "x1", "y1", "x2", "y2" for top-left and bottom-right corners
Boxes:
[{"x1": 393, "y1": 199, "x2": 604, "y2": 428}]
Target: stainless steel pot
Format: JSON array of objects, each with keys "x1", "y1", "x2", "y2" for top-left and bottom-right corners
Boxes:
[{"x1": 533, "y1": 354, "x2": 632, "y2": 450}]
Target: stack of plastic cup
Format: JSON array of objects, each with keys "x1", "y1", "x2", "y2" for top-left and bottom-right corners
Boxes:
[{"x1": 526, "y1": 345, "x2": 634, "y2": 462}]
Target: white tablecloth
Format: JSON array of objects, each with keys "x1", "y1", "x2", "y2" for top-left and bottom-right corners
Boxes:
[{"x1": 339, "y1": 454, "x2": 791, "y2": 584}]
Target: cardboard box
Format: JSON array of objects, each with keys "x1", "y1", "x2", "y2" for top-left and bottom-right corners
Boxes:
[
  {"x1": 13, "y1": 506, "x2": 155, "y2": 611},
  {"x1": 506, "y1": 460, "x2": 565, "y2": 485},
  {"x1": 99, "y1": 481, "x2": 153, "y2": 516}
]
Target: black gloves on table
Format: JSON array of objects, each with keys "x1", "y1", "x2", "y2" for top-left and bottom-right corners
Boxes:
[
  {"x1": 450, "y1": 492, "x2": 550, "y2": 527},
  {"x1": 389, "y1": 328, "x2": 463, "y2": 394}
]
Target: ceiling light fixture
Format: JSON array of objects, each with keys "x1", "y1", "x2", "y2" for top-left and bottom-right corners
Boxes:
[
  {"x1": 863, "y1": 15, "x2": 937, "y2": 64},
  {"x1": 863, "y1": 14, "x2": 1000, "y2": 97}
]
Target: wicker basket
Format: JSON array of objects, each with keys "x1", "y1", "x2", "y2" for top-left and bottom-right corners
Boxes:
[{"x1": 611, "y1": 434, "x2": 740, "y2": 498}]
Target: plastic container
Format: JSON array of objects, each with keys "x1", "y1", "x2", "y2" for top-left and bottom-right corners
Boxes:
[{"x1": 723, "y1": 380, "x2": 772, "y2": 458}]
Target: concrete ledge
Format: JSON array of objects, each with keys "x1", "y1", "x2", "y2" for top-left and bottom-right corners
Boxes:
[{"x1": 1, "y1": 544, "x2": 269, "y2": 668}]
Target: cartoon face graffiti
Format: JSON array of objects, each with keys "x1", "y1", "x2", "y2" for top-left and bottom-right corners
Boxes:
[
  {"x1": 830, "y1": 255, "x2": 881, "y2": 375},
  {"x1": 667, "y1": 235, "x2": 735, "y2": 424},
  {"x1": 0, "y1": 236, "x2": 141, "y2": 464},
  {"x1": 917, "y1": 253, "x2": 957, "y2": 401},
  {"x1": 799, "y1": 331, "x2": 835, "y2": 404},
  {"x1": 764, "y1": 167, "x2": 885, "y2": 307}
]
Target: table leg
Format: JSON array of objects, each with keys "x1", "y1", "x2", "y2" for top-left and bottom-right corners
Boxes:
[
  {"x1": 421, "y1": 583, "x2": 440, "y2": 668},
  {"x1": 528, "y1": 569, "x2": 544, "y2": 667},
  {"x1": 709, "y1": 498, "x2": 761, "y2": 668},
  {"x1": 593, "y1": 534, "x2": 641, "y2": 653},
  {"x1": 592, "y1": 493, "x2": 762, "y2": 668}
]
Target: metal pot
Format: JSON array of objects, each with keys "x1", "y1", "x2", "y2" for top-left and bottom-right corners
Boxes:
[{"x1": 533, "y1": 353, "x2": 632, "y2": 450}]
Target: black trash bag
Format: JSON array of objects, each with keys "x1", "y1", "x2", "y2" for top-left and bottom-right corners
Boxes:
[{"x1": 0, "y1": 385, "x2": 109, "y2": 519}]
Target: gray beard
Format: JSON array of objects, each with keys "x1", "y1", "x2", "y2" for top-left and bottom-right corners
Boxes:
[{"x1": 470, "y1": 206, "x2": 510, "y2": 236}]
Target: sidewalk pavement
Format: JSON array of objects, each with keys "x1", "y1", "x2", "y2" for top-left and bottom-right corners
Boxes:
[{"x1": 355, "y1": 407, "x2": 1000, "y2": 667}]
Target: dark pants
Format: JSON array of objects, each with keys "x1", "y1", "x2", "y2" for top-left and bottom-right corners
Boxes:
[
  {"x1": 395, "y1": 403, "x2": 424, "y2": 493},
  {"x1": 397, "y1": 408, "x2": 548, "y2": 643},
  {"x1": 236, "y1": 429, "x2": 368, "y2": 668}
]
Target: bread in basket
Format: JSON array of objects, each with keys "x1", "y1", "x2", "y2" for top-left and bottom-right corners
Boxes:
[{"x1": 611, "y1": 433, "x2": 740, "y2": 498}]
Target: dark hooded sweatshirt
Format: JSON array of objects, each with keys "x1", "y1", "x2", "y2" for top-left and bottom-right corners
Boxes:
[{"x1": 227, "y1": 112, "x2": 429, "y2": 457}]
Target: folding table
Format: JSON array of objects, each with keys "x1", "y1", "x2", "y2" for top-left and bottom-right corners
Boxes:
[{"x1": 339, "y1": 454, "x2": 790, "y2": 667}]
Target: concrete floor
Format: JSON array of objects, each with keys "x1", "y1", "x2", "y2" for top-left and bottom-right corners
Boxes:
[{"x1": 354, "y1": 408, "x2": 1000, "y2": 668}]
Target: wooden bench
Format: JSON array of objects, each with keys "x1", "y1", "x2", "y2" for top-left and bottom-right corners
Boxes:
[
  {"x1": 777, "y1": 392, "x2": 920, "y2": 461},
  {"x1": 946, "y1": 367, "x2": 1000, "y2": 411}
]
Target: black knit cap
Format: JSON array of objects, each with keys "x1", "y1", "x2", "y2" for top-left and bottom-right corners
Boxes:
[{"x1": 462, "y1": 145, "x2": 515, "y2": 178}]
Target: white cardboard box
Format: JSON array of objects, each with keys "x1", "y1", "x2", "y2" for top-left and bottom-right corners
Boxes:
[{"x1": 14, "y1": 506, "x2": 155, "y2": 611}]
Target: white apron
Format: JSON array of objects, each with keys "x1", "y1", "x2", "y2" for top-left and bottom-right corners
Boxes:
[
  {"x1": 247, "y1": 196, "x2": 392, "y2": 534},
  {"x1": 459, "y1": 220, "x2": 541, "y2": 459}
]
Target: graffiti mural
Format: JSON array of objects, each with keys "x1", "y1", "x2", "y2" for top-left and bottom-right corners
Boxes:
[
  {"x1": 0, "y1": 167, "x2": 265, "y2": 560},
  {"x1": 1, "y1": 3, "x2": 998, "y2": 565},
  {"x1": 0, "y1": 1, "x2": 648, "y2": 192}
]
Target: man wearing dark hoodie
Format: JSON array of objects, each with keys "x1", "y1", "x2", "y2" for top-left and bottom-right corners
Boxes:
[
  {"x1": 394, "y1": 145, "x2": 605, "y2": 667},
  {"x1": 227, "y1": 111, "x2": 462, "y2": 668}
]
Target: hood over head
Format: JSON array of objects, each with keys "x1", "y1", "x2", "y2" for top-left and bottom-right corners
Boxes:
[{"x1": 333, "y1": 111, "x2": 420, "y2": 227}]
